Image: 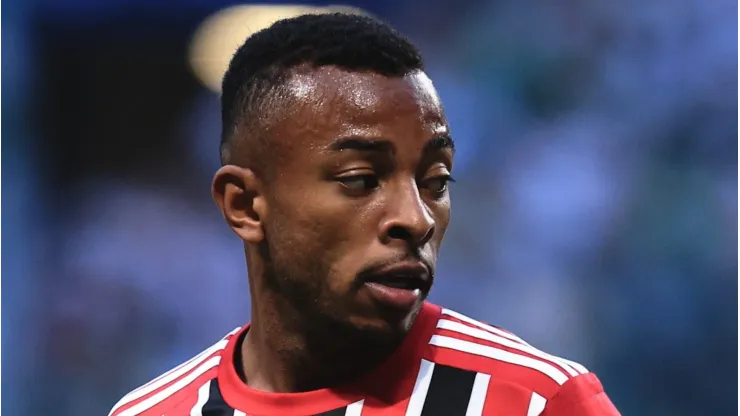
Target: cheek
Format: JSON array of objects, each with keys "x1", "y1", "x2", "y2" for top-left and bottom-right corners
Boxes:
[
  {"x1": 269, "y1": 196, "x2": 362, "y2": 271},
  {"x1": 276, "y1": 183, "x2": 379, "y2": 245},
  {"x1": 307, "y1": 211, "x2": 380, "y2": 289},
  {"x1": 271, "y1": 206, "x2": 337, "y2": 255},
  {"x1": 430, "y1": 199, "x2": 451, "y2": 246}
]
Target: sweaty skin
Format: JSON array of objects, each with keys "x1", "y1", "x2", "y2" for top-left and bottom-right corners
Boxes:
[{"x1": 212, "y1": 66, "x2": 454, "y2": 393}]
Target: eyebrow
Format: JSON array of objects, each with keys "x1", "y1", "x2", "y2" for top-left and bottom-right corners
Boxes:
[
  {"x1": 327, "y1": 137, "x2": 396, "y2": 153},
  {"x1": 423, "y1": 135, "x2": 455, "y2": 155},
  {"x1": 326, "y1": 134, "x2": 455, "y2": 155}
]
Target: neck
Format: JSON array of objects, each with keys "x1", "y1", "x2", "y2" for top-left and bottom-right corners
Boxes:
[{"x1": 240, "y1": 291, "x2": 400, "y2": 393}]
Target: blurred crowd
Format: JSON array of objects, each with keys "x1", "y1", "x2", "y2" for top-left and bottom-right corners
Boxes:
[{"x1": 3, "y1": 0, "x2": 737, "y2": 415}]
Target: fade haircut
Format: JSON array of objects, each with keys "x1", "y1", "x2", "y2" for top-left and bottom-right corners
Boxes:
[{"x1": 219, "y1": 12, "x2": 424, "y2": 169}]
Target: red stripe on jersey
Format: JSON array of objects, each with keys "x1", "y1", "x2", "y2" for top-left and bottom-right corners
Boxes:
[
  {"x1": 437, "y1": 317, "x2": 582, "y2": 378},
  {"x1": 440, "y1": 309, "x2": 531, "y2": 347},
  {"x1": 427, "y1": 337, "x2": 562, "y2": 399},
  {"x1": 112, "y1": 350, "x2": 224, "y2": 416},
  {"x1": 137, "y1": 369, "x2": 217, "y2": 416},
  {"x1": 128, "y1": 331, "x2": 237, "y2": 396},
  {"x1": 437, "y1": 320, "x2": 581, "y2": 378},
  {"x1": 110, "y1": 330, "x2": 238, "y2": 416},
  {"x1": 434, "y1": 322, "x2": 580, "y2": 380}
]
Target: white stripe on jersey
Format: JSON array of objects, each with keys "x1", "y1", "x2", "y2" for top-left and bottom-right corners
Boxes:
[
  {"x1": 131, "y1": 327, "x2": 239, "y2": 396},
  {"x1": 110, "y1": 328, "x2": 239, "y2": 416},
  {"x1": 404, "y1": 359, "x2": 435, "y2": 416},
  {"x1": 527, "y1": 392, "x2": 547, "y2": 416},
  {"x1": 560, "y1": 357, "x2": 589, "y2": 374},
  {"x1": 465, "y1": 372, "x2": 491, "y2": 416},
  {"x1": 345, "y1": 399, "x2": 365, "y2": 416},
  {"x1": 117, "y1": 356, "x2": 221, "y2": 416},
  {"x1": 430, "y1": 335, "x2": 569, "y2": 385},
  {"x1": 438, "y1": 319, "x2": 583, "y2": 376},
  {"x1": 233, "y1": 410, "x2": 247, "y2": 416},
  {"x1": 441, "y1": 309, "x2": 531, "y2": 346},
  {"x1": 110, "y1": 340, "x2": 227, "y2": 416},
  {"x1": 190, "y1": 380, "x2": 212, "y2": 416}
]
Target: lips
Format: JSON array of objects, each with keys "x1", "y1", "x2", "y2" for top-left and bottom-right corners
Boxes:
[{"x1": 362, "y1": 263, "x2": 431, "y2": 293}]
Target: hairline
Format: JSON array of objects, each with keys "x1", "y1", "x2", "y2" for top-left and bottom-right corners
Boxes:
[{"x1": 220, "y1": 64, "x2": 426, "y2": 169}]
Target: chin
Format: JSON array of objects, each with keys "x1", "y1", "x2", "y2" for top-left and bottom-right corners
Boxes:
[{"x1": 348, "y1": 300, "x2": 423, "y2": 336}]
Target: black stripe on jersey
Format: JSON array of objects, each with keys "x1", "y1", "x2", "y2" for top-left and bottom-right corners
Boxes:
[
  {"x1": 202, "y1": 378, "x2": 238, "y2": 415},
  {"x1": 420, "y1": 364, "x2": 478, "y2": 415},
  {"x1": 314, "y1": 406, "x2": 348, "y2": 416}
]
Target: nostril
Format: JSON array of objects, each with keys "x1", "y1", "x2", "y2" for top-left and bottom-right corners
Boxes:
[{"x1": 388, "y1": 226, "x2": 412, "y2": 241}]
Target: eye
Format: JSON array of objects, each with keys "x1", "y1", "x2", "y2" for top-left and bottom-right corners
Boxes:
[
  {"x1": 337, "y1": 174, "x2": 380, "y2": 191},
  {"x1": 423, "y1": 175, "x2": 455, "y2": 194}
]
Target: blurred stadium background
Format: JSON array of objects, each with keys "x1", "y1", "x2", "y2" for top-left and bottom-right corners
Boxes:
[{"x1": 2, "y1": 0, "x2": 737, "y2": 414}]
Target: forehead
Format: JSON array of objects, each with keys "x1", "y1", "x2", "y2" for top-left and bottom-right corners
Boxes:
[{"x1": 274, "y1": 67, "x2": 446, "y2": 149}]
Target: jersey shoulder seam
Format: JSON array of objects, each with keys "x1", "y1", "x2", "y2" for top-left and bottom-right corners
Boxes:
[
  {"x1": 429, "y1": 308, "x2": 589, "y2": 389},
  {"x1": 108, "y1": 327, "x2": 241, "y2": 416}
]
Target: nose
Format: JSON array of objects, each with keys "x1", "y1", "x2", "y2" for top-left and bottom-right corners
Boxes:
[{"x1": 379, "y1": 181, "x2": 436, "y2": 247}]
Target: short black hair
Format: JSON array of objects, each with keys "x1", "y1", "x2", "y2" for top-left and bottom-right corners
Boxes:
[{"x1": 220, "y1": 12, "x2": 424, "y2": 166}]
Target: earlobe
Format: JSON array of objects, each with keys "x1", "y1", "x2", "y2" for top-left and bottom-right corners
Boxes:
[{"x1": 212, "y1": 165, "x2": 266, "y2": 243}]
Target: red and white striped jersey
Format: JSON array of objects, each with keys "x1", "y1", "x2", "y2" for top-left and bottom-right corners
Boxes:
[{"x1": 109, "y1": 302, "x2": 620, "y2": 416}]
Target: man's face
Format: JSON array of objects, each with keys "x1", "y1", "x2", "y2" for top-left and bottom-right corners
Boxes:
[{"x1": 252, "y1": 67, "x2": 452, "y2": 335}]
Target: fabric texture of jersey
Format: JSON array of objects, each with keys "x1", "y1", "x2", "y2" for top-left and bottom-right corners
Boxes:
[{"x1": 108, "y1": 302, "x2": 620, "y2": 416}]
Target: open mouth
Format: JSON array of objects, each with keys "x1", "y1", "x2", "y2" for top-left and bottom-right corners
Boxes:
[
  {"x1": 358, "y1": 262, "x2": 432, "y2": 309},
  {"x1": 366, "y1": 274, "x2": 427, "y2": 291},
  {"x1": 362, "y1": 273, "x2": 428, "y2": 309}
]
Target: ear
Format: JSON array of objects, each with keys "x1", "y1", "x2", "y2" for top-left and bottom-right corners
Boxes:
[{"x1": 212, "y1": 165, "x2": 268, "y2": 243}]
